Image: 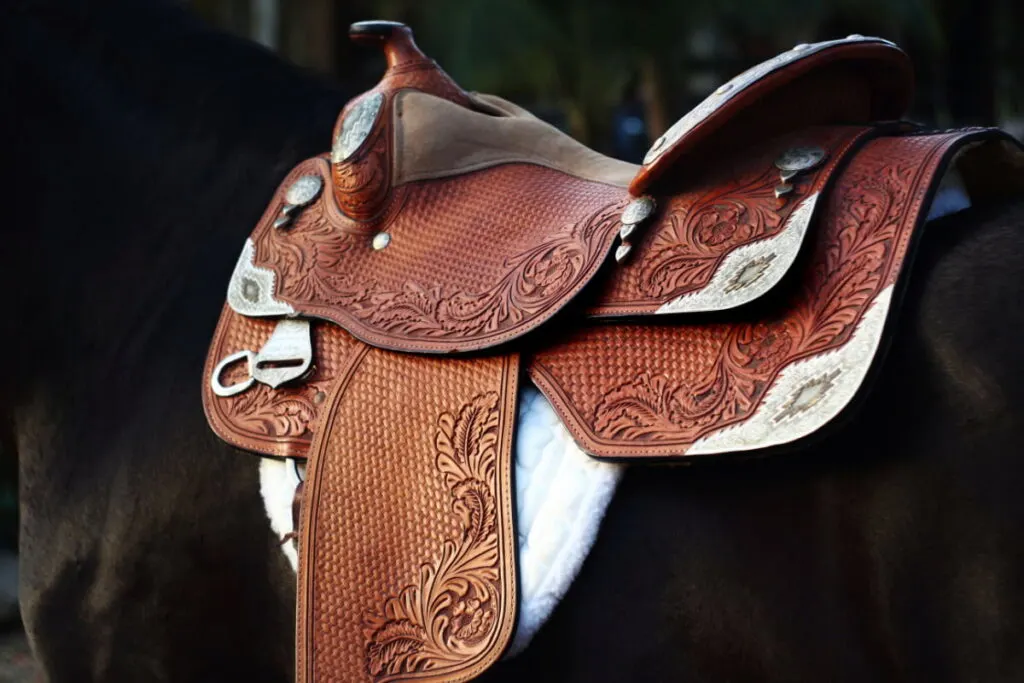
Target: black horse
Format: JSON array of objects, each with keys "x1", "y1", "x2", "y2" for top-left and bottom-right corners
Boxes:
[{"x1": 4, "y1": 1, "x2": 1024, "y2": 681}]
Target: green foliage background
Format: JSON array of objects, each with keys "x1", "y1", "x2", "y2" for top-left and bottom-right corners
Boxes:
[{"x1": 193, "y1": 0, "x2": 1023, "y2": 150}]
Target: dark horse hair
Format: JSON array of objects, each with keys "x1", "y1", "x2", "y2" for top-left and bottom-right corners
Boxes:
[
  {"x1": 0, "y1": 0, "x2": 350, "y2": 679},
  {"x1": 5, "y1": 1, "x2": 1024, "y2": 682}
]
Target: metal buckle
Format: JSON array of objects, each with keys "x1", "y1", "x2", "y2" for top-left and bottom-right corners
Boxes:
[
  {"x1": 209, "y1": 319, "x2": 313, "y2": 397},
  {"x1": 251, "y1": 319, "x2": 313, "y2": 388},
  {"x1": 210, "y1": 350, "x2": 256, "y2": 397}
]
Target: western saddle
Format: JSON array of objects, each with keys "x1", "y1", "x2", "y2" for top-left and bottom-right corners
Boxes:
[{"x1": 202, "y1": 20, "x2": 1024, "y2": 682}]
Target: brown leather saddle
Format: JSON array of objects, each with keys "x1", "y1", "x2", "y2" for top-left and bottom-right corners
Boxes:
[{"x1": 202, "y1": 20, "x2": 1024, "y2": 682}]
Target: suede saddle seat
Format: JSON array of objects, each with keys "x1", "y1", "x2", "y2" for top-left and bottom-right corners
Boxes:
[{"x1": 201, "y1": 21, "x2": 1024, "y2": 683}]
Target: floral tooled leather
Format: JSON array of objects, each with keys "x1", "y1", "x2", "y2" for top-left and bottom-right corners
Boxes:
[
  {"x1": 363, "y1": 391, "x2": 507, "y2": 677},
  {"x1": 332, "y1": 96, "x2": 393, "y2": 222},
  {"x1": 590, "y1": 126, "x2": 869, "y2": 315},
  {"x1": 530, "y1": 131, "x2": 979, "y2": 458},
  {"x1": 297, "y1": 350, "x2": 518, "y2": 682},
  {"x1": 250, "y1": 158, "x2": 628, "y2": 354},
  {"x1": 201, "y1": 305, "x2": 363, "y2": 458}
]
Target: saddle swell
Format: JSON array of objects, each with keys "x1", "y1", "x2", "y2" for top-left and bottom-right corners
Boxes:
[{"x1": 201, "y1": 20, "x2": 1024, "y2": 683}]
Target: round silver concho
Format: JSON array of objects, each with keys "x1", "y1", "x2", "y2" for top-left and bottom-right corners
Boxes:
[
  {"x1": 332, "y1": 92, "x2": 385, "y2": 164},
  {"x1": 774, "y1": 146, "x2": 827, "y2": 174},
  {"x1": 285, "y1": 175, "x2": 323, "y2": 207}
]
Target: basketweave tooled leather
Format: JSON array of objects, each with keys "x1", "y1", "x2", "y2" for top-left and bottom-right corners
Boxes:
[
  {"x1": 248, "y1": 156, "x2": 629, "y2": 354},
  {"x1": 296, "y1": 349, "x2": 519, "y2": 683},
  {"x1": 222, "y1": 31, "x2": 916, "y2": 357},
  {"x1": 204, "y1": 128, "x2": 1024, "y2": 463},
  {"x1": 200, "y1": 123, "x2": 863, "y2": 457},
  {"x1": 234, "y1": 125, "x2": 865, "y2": 354}
]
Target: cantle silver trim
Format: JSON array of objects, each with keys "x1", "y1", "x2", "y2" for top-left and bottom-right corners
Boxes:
[{"x1": 643, "y1": 36, "x2": 893, "y2": 166}]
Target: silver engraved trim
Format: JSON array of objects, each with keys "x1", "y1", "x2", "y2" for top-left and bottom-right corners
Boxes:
[
  {"x1": 656, "y1": 192, "x2": 820, "y2": 315},
  {"x1": 250, "y1": 319, "x2": 312, "y2": 388},
  {"x1": 285, "y1": 175, "x2": 324, "y2": 207},
  {"x1": 643, "y1": 35, "x2": 893, "y2": 166},
  {"x1": 622, "y1": 196, "x2": 656, "y2": 225},
  {"x1": 688, "y1": 285, "x2": 894, "y2": 454},
  {"x1": 331, "y1": 91, "x2": 385, "y2": 164},
  {"x1": 226, "y1": 238, "x2": 296, "y2": 317},
  {"x1": 775, "y1": 146, "x2": 826, "y2": 173}
]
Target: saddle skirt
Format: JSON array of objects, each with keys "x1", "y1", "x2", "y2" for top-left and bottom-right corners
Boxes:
[{"x1": 202, "y1": 19, "x2": 1024, "y2": 683}]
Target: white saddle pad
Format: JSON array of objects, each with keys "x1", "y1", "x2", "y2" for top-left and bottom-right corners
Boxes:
[
  {"x1": 259, "y1": 384, "x2": 624, "y2": 656},
  {"x1": 258, "y1": 174, "x2": 970, "y2": 657}
]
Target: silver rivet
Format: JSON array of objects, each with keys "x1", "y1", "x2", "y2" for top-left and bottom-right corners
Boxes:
[
  {"x1": 715, "y1": 82, "x2": 733, "y2": 95},
  {"x1": 648, "y1": 135, "x2": 667, "y2": 155},
  {"x1": 313, "y1": 391, "x2": 326, "y2": 404},
  {"x1": 615, "y1": 243, "x2": 633, "y2": 263},
  {"x1": 779, "y1": 168, "x2": 800, "y2": 183},
  {"x1": 280, "y1": 203, "x2": 298, "y2": 216},
  {"x1": 372, "y1": 232, "x2": 391, "y2": 250},
  {"x1": 775, "y1": 146, "x2": 827, "y2": 173},
  {"x1": 792, "y1": 43, "x2": 810, "y2": 51},
  {"x1": 622, "y1": 196, "x2": 657, "y2": 225},
  {"x1": 619, "y1": 223, "x2": 638, "y2": 241},
  {"x1": 241, "y1": 278, "x2": 261, "y2": 303},
  {"x1": 774, "y1": 183, "x2": 794, "y2": 199},
  {"x1": 273, "y1": 215, "x2": 292, "y2": 229},
  {"x1": 846, "y1": 33, "x2": 864, "y2": 40},
  {"x1": 285, "y1": 175, "x2": 323, "y2": 207}
]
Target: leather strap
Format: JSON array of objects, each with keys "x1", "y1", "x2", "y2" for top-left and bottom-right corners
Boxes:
[{"x1": 297, "y1": 345, "x2": 519, "y2": 682}]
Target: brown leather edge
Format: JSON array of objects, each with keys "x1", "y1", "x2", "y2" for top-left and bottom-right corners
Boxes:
[
  {"x1": 530, "y1": 129, "x2": 984, "y2": 459},
  {"x1": 295, "y1": 341, "x2": 370, "y2": 681},
  {"x1": 630, "y1": 42, "x2": 913, "y2": 196}
]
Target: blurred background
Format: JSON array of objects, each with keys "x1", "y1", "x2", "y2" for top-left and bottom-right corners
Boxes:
[{"x1": 190, "y1": 0, "x2": 1024, "y2": 160}]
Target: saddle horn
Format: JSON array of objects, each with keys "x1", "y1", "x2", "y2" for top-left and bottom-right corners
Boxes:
[
  {"x1": 328, "y1": 21, "x2": 476, "y2": 222},
  {"x1": 348, "y1": 20, "x2": 472, "y2": 107}
]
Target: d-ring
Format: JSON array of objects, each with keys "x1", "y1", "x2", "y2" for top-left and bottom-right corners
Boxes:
[{"x1": 210, "y1": 349, "x2": 256, "y2": 397}]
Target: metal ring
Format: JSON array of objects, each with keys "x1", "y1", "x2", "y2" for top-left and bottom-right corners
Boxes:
[{"x1": 210, "y1": 350, "x2": 256, "y2": 397}]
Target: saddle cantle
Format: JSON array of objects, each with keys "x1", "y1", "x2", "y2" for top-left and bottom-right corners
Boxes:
[{"x1": 202, "y1": 19, "x2": 1024, "y2": 682}]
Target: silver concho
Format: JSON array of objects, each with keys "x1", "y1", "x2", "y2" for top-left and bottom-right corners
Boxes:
[
  {"x1": 622, "y1": 196, "x2": 657, "y2": 225},
  {"x1": 285, "y1": 175, "x2": 323, "y2": 207},
  {"x1": 775, "y1": 146, "x2": 827, "y2": 173},
  {"x1": 615, "y1": 196, "x2": 656, "y2": 265},
  {"x1": 332, "y1": 92, "x2": 385, "y2": 164}
]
